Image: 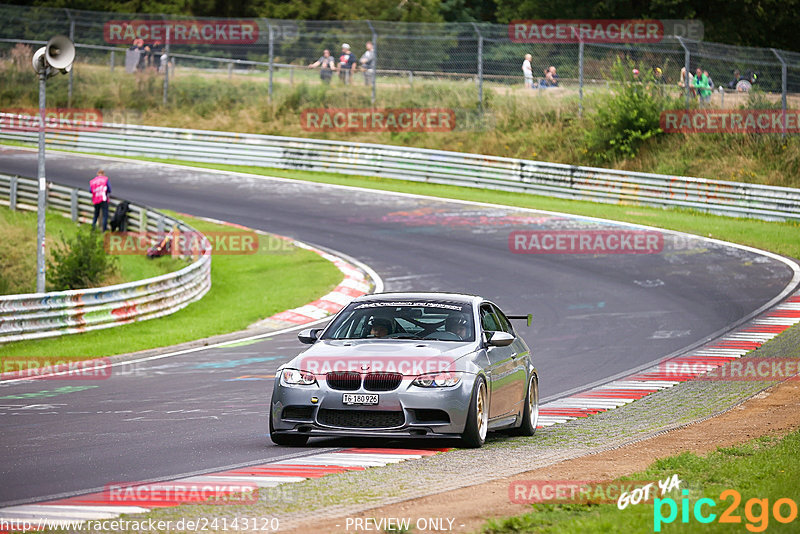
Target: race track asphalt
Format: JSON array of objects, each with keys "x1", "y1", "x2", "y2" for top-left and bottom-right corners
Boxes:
[{"x1": 0, "y1": 147, "x2": 796, "y2": 505}]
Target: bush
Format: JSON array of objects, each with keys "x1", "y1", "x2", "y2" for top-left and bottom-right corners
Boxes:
[
  {"x1": 584, "y1": 58, "x2": 675, "y2": 164},
  {"x1": 47, "y1": 227, "x2": 118, "y2": 291}
]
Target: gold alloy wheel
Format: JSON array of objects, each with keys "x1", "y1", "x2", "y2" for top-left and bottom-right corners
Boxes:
[
  {"x1": 477, "y1": 382, "x2": 488, "y2": 441},
  {"x1": 529, "y1": 377, "x2": 539, "y2": 429}
]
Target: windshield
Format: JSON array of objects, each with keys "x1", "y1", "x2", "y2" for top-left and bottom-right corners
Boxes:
[{"x1": 321, "y1": 300, "x2": 475, "y2": 342}]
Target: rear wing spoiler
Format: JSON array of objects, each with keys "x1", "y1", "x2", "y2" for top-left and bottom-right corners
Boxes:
[{"x1": 506, "y1": 314, "x2": 533, "y2": 327}]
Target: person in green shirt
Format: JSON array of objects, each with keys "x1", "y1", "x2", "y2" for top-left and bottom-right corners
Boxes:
[{"x1": 691, "y1": 67, "x2": 712, "y2": 105}]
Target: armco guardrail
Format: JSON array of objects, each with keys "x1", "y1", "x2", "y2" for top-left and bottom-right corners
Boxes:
[
  {"x1": 0, "y1": 172, "x2": 211, "y2": 344},
  {"x1": 1, "y1": 115, "x2": 799, "y2": 221}
]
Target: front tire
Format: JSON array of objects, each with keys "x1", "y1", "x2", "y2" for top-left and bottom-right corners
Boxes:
[
  {"x1": 269, "y1": 413, "x2": 309, "y2": 446},
  {"x1": 461, "y1": 376, "x2": 488, "y2": 448},
  {"x1": 511, "y1": 374, "x2": 539, "y2": 436}
]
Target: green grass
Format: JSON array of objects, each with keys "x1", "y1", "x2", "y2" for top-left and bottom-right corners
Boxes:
[
  {"x1": 2, "y1": 58, "x2": 799, "y2": 188},
  {"x1": 0, "y1": 206, "x2": 184, "y2": 294},
  {"x1": 0, "y1": 211, "x2": 342, "y2": 359},
  {"x1": 483, "y1": 428, "x2": 800, "y2": 533},
  {"x1": 118, "y1": 157, "x2": 800, "y2": 260}
]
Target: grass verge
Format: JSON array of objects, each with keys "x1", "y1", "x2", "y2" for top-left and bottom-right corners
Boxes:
[
  {"x1": 1, "y1": 58, "x2": 799, "y2": 187},
  {"x1": 0, "y1": 211, "x2": 342, "y2": 360},
  {"x1": 0, "y1": 206, "x2": 184, "y2": 295},
  {"x1": 483, "y1": 427, "x2": 800, "y2": 533}
]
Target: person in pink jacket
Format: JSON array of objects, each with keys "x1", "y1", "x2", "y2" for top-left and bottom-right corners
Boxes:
[{"x1": 89, "y1": 169, "x2": 111, "y2": 231}]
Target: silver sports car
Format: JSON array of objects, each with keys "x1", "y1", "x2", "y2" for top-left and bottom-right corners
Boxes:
[{"x1": 269, "y1": 293, "x2": 538, "y2": 448}]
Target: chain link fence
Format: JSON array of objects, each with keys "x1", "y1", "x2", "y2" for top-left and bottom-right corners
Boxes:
[{"x1": 0, "y1": 3, "x2": 798, "y2": 119}]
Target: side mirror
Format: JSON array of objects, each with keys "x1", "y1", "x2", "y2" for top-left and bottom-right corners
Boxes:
[
  {"x1": 298, "y1": 328, "x2": 321, "y2": 344},
  {"x1": 487, "y1": 331, "x2": 515, "y2": 347}
]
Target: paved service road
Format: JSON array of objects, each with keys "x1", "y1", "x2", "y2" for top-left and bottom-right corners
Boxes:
[{"x1": 0, "y1": 147, "x2": 796, "y2": 505}]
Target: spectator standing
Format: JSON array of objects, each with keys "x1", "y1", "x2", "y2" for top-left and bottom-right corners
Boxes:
[
  {"x1": 360, "y1": 41, "x2": 376, "y2": 86},
  {"x1": 309, "y1": 49, "x2": 337, "y2": 84},
  {"x1": 125, "y1": 39, "x2": 144, "y2": 73},
  {"x1": 149, "y1": 40, "x2": 163, "y2": 71},
  {"x1": 692, "y1": 68, "x2": 712, "y2": 105},
  {"x1": 522, "y1": 54, "x2": 533, "y2": 89},
  {"x1": 679, "y1": 67, "x2": 697, "y2": 97},
  {"x1": 89, "y1": 170, "x2": 111, "y2": 232},
  {"x1": 338, "y1": 43, "x2": 357, "y2": 85}
]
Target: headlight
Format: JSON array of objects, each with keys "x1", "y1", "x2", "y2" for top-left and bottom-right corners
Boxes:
[
  {"x1": 412, "y1": 371, "x2": 462, "y2": 388},
  {"x1": 281, "y1": 368, "x2": 317, "y2": 386}
]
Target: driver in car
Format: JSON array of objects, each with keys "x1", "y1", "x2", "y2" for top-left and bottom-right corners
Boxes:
[
  {"x1": 445, "y1": 314, "x2": 468, "y2": 340},
  {"x1": 369, "y1": 317, "x2": 392, "y2": 338}
]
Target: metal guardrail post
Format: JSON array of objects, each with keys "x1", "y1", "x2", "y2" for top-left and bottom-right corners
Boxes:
[
  {"x1": 367, "y1": 20, "x2": 377, "y2": 106},
  {"x1": 36, "y1": 72, "x2": 47, "y2": 294},
  {"x1": 771, "y1": 49, "x2": 788, "y2": 139},
  {"x1": 267, "y1": 20, "x2": 274, "y2": 103},
  {"x1": 70, "y1": 189, "x2": 78, "y2": 221},
  {"x1": 163, "y1": 25, "x2": 170, "y2": 106},
  {"x1": 10, "y1": 175, "x2": 18, "y2": 210},
  {"x1": 578, "y1": 39, "x2": 584, "y2": 118},
  {"x1": 472, "y1": 23, "x2": 483, "y2": 112},
  {"x1": 66, "y1": 9, "x2": 75, "y2": 108},
  {"x1": 110, "y1": 50, "x2": 115, "y2": 72},
  {"x1": 139, "y1": 207, "x2": 147, "y2": 232},
  {"x1": 677, "y1": 36, "x2": 691, "y2": 110}
]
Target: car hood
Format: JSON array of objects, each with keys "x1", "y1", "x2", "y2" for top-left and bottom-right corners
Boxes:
[{"x1": 283, "y1": 338, "x2": 480, "y2": 375}]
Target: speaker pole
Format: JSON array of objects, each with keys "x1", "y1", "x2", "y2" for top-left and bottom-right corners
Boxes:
[
  {"x1": 36, "y1": 67, "x2": 47, "y2": 293},
  {"x1": 31, "y1": 35, "x2": 75, "y2": 293}
]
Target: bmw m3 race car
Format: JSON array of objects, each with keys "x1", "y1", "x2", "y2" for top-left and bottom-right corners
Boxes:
[{"x1": 269, "y1": 293, "x2": 538, "y2": 448}]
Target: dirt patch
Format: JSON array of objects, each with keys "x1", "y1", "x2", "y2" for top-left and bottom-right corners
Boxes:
[{"x1": 291, "y1": 377, "x2": 800, "y2": 534}]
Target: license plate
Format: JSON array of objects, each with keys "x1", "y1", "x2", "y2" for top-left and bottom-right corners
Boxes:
[{"x1": 342, "y1": 393, "x2": 379, "y2": 406}]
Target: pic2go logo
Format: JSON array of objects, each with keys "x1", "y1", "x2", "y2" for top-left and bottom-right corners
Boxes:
[{"x1": 654, "y1": 489, "x2": 799, "y2": 532}]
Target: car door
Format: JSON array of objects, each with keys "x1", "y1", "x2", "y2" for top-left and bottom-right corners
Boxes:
[
  {"x1": 480, "y1": 303, "x2": 516, "y2": 419},
  {"x1": 492, "y1": 304, "x2": 529, "y2": 413}
]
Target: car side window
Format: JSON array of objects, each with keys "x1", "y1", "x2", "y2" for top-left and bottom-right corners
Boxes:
[
  {"x1": 480, "y1": 305, "x2": 500, "y2": 332},
  {"x1": 492, "y1": 306, "x2": 515, "y2": 336}
]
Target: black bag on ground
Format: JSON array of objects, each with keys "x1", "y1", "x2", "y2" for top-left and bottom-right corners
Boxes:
[{"x1": 110, "y1": 201, "x2": 130, "y2": 232}]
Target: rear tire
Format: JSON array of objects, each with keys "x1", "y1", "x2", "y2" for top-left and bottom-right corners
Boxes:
[
  {"x1": 461, "y1": 376, "x2": 488, "y2": 448},
  {"x1": 511, "y1": 374, "x2": 539, "y2": 436},
  {"x1": 269, "y1": 413, "x2": 309, "y2": 446}
]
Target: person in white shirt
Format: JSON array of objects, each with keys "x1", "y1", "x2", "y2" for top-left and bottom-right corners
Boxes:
[{"x1": 522, "y1": 54, "x2": 533, "y2": 89}]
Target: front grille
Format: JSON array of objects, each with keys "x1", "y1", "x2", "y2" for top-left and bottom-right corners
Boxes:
[
  {"x1": 326, "y1": 371, "x2": 361, "y2": 390},
  {"x1": 281, "y1": 406, "x2": 315, "y2": 420},
  {"x1": 317, "y1": 409, "x2": 405, "y2": 429},
  {"x1": 364, "y1": 372, "x2": 403, "y2": 391}
]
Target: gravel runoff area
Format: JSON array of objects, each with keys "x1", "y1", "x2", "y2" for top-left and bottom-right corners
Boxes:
[{"x1": 99, "y1": 322, "x2": 800, "y2": 533}]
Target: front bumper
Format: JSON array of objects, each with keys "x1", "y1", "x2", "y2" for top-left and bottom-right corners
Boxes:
[{"x1": 270, "y1": 373, "x2": 478, "y2": 438}]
